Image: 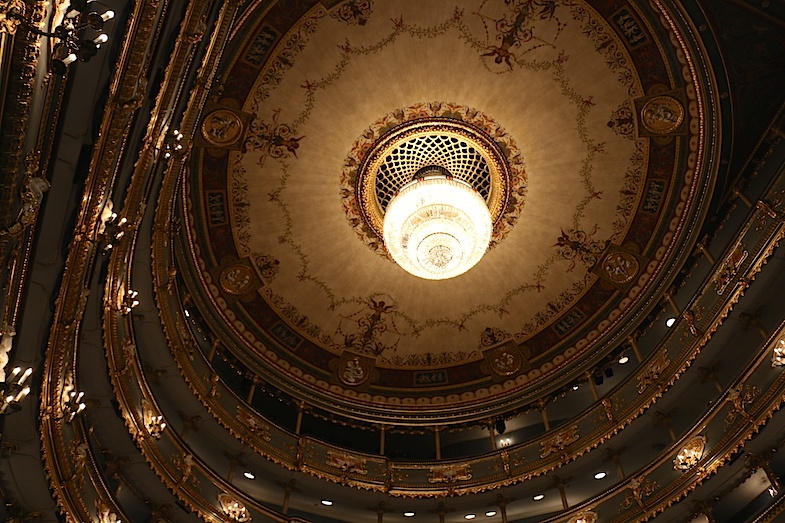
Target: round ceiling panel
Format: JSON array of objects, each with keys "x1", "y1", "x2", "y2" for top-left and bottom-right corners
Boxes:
[{"x1": 185, "y1": 0, "x2": 718, "y2": 423}]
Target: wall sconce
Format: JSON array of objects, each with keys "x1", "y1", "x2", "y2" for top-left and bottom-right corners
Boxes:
[
  {"x1": 20, "y1": 0, "x2": 115, "y2": 74},
  {"x1": 143, "y1": 400, "x2": 166, "y2": 439},
  {"x1": 673, "y1": 435, "x2": 706, "y2": 470},
  {"x1": 498, "y1": 437, "x2": 511, "y2": 448},
  {"x1": 163, "y1": 129, "x2": 185, "y2": 159},
  {"x1": 0, "y1": 366, "x2": 33, "y2": 415},
  {"x1": 218, "y1": 493, "x2": 252, "y2": 522},
  {"x1": 98, "y1": 201, "x2": 129, "y2": 251},
  {"x1": 62, "y1": 388, "x2": 86, "y2": 422},
  {"x1": 121, "y1": 289, "x2": 139, "y2": 314},
  {"x1": 771, "y1": 339, "x2": 785, "y2": 367}
]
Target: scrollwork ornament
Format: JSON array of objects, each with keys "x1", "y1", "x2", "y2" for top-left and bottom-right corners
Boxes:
[
  {"x1": 619, "y1": 475, "x2": 657, "y2": 511},
  {"x1": 539, "y1": 426, "x2": 579, "y2": 459},
  {"x1": 0, "y1": 0, "x2": 26, "y2": 34},
  {"x1": 726, "y1": 385, "x2": 759, "y2": 426}
]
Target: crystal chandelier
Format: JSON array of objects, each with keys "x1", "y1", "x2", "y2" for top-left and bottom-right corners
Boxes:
[{"x1": 383, "y1": 170, "x2": 492, "y2": 280}]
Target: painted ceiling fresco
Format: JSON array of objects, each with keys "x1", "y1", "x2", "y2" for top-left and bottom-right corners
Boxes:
[{"x1": 185, "y1": 0, "x2": 715, "y2": 419}]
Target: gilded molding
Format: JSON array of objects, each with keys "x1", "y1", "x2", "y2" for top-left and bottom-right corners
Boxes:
[
  {"x1": 38, "y1": 0, "x2": 176, "y2": 520},
  {"x1": 152, "y1": 185, "x2": 785, "y2": 498},
  {"x1": 80, "y1": 1, "x2": 785, "y2": 522}
]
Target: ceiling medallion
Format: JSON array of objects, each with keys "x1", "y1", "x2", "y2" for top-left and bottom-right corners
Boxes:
[
  {"x1": 341, "y1": 102, "x2": 527, "y2": 260},
  {"x1": 640, "y1": 95, "x2": 684, "y2": 134}
]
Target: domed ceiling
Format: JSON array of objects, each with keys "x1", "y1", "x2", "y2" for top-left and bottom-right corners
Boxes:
[
  {"x1": 184, "y1": 0, "x2": 715, "y2": 423},
  {"x1": 10, "y1": 0, "x2": 785, "y2": 521}
]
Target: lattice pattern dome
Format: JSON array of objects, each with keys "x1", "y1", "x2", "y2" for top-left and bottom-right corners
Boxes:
[{"x1": 375, "y1": 134, "x2": 491, "y2": 211}]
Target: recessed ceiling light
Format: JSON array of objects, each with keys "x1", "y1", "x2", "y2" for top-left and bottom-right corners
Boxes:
[
  {"x1": 242, "y1": 471, "x2": 255, "y2": 480},
  {"x1": 572, "y1": 384, "x2": 579, "y2": 391},
  {"x1": 403, "y1": 511, "x2": 415, "y2": 517},
  {"x1": 666, "y1": 317, "x2": 676, "y2": 327},
  {"x1": 485, "y1": 510, "x2": 497, "y2": 517},
  {"x1": 533, "y1": 494, "x2": 544, "y2": 501},
  {"x1": 618, "y1": 355, "x2": 629, "y2": 364},
  {"x1": 594, "y1": 471, "x2": 607, "y2": 480},
  {"x1": 321, "y1": 500, "x2": 333, "y2": 506},
  {"x1": 465, "y1": 515, "x2": 476, "y2": 520}
]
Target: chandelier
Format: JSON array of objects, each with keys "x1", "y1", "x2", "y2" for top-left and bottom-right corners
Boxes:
[
  {"x1": 383, "y1": 169, "x2": 492, "y2": 280},
  {"x1": 349, "y1": 114, "x2": 522, "y2": 280}
]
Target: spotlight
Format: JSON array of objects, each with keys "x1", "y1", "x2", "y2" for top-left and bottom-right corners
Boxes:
[
  {"x1": 666, "y1": 317, "x2": 676, "y2": 328},
  {"x1": 403, "y1": 511, "x2": 415, "y2": 517},
  {"x1": 242, "y1": 471, "x2": 255, "y2": 480},
  {"x1": 533, "y1": 494, "x2": 544, "y2": 501},
  {"x1": 485, "y1": 511, "x2": 497, "y2": 517},
  {"x1": 494, "y1": 418, "x2": 507, "y2": 435},
  {"x1": 604, "y1": 367, "x2": 613, "y2": 378},
  {"x1": 594, "y1": 471, "x2": 607, "y2": 480},
  {"x1": 618, "y1": 355, "x2": 629, "y2": 364},
  {"x1": 592, "y1": 369, "x2": 603, "y2": 386},
  {"x1": 321, "y1": 500, "x2": 333, "y2": 506}
]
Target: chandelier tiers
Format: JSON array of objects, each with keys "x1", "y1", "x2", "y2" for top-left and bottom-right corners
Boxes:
[{"x1": 383, "y1": 170, "x2": 492, "y2": 280}]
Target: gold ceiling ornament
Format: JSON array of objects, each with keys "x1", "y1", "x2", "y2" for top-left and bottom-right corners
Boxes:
[
  {"x1": 599, "y1": 249, "x2": 639, "y2": 285},
  {"x1": 673, "y1": 435, "x2": 706, "y2": 471},
  {"x1": 640, "y1": 95, "x2": 684, "y2": 134},
  {"x1": 357, "y1": 118, "x2": 510, "y2": 239},
  {"x1": 0, "y1": 0, "x2": 26, "y2": 35},
  {"x1": 383, "y1": 173, "x2": 493, "y2": 280},
  {"x1": 218, "y1": 493, "x2": 252, "y2": 522},
  {"x1": 570, "y1": 510, "x2": 598, "y2": 523},
  {"x1": 342, "y1": 103, "x2": 527, "y2": 260},
  {"x1": 95, "y1": 496, "x2": 122, "y2": 523},
  {"x1": 200, "y1": 108, "x2": 244, "y2": 148},
  {"x1": 326, "y1": 450, "x2": 368, "y2": 475},
  {"x1": 771, "y1": 338, "x2": 785, "y2": 367}
]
